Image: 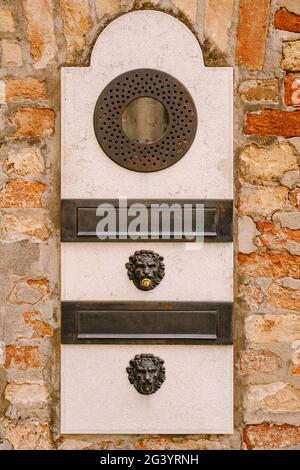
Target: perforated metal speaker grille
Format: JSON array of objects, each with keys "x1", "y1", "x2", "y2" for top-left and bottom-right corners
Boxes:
[{"x1": 93, "y1": 69, "x2": 197, "y2": 173}]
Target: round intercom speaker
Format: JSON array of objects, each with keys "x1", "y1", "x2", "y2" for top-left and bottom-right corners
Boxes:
[{"x1": 93, "y1": 69, "x2": 197, "y2": 173}]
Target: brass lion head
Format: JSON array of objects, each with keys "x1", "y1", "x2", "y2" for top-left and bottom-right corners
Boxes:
[
  {"x1": 126, "y1": 250, "x2": 165, "y2": 291},
  {"x1": 126, "y1": 354, "x2": 166, "y2": 395}
]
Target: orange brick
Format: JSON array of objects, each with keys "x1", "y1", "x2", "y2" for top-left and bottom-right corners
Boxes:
[
  {"x1": 245, "y1": 110, "x2": 300, "y2": 136},
  {"x1": 266, "y1": 283, "x2": 300, "y2": 311},
  {"x1": 243, "y1": 423, "x2": 300, "y2": 450},
  {"x1": 274, "y1": 8, "x2": 300, "y2": 33},
  {"x1": 135, "y1": 437, "x2": 229, "y2": 450},
  {"x1": 238, "y1": 252, "x2": 300, "y2": 279},
  {"x1": 236, "y1": 0, "x2": 271, "y2": 70},
  {"x1": 291, "y1": 362, "x2": 300, "y2": 375},
  {"x1": 26, "y1": 278, "x2": 50, "y2": 296},
  {"x1": 11, "y1": 108, "x2": 54, "y2": 138},
  {"x1": 23, "y1": 312, "x2": 53, "y2": 339},
  {"x1": 4, "y1": 345, "x2": 40, "y2": 369},
  {"x1": 6, "y1": 79, "x2": 48, "y2": 102},
  {"x1": 0, "y1": 181, "x2": 46, "y2": 208},
  {"x1": 256, "y1": 220, "x2": 300, "y2": 249}
]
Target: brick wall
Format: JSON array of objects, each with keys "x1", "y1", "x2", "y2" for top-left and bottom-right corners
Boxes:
[{"x1": 0, "y1": 0, "x2": 299, "y2": 451}]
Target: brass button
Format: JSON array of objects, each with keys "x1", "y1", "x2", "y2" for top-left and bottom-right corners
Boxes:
[{"x1": 141, "y1": 278, "x2": 152, "y2": 289}]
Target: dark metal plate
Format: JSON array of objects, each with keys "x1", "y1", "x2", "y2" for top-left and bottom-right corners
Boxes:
[
  {"x1": 61, "y1": 199, "x2": 233, "y2": 242},
  {"x1": 61, "y1": 301, "x2": 233, "y2": 345},
  {"x1": 93, "y1": 69, "x2": 197, "y2": 172}
]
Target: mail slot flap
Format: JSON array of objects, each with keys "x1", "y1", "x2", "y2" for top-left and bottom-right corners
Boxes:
[
  {"x1": 61, "y1": 199, "x2": 233, "y2": 242},
  {"x1": 62, "y1": 302, "x2": 232, "y2": 345},
  {"x1": 78, "y1": 310, "x2": 218, "y2": 339},
  {"x1": 77, "y1": 206, "x2": 217, "y2": 237}
]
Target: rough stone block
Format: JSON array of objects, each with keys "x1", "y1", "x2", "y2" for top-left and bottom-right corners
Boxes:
[
  {"x1": 23, "y1": 0, "x2": 57, "y2": 68},
  {"x1": 0, "y1": 211, "x2": 50, "y2": 243},
  {"x1": 273, "y1": 211, "x2": 300, "y2": 230},
  {"x1": 134, "y1": 437, "x2": 230, "y2": 450},
  {"x1": 266, "y1": 283, "x2": 300, "y2": 311},
  {"x1": 238, "y1": 279, "x2": 265, "y2": 309},
  {"x1": 4, "y1": 345, "x2": 40, "y2": 370},
  {"x1": 58, "y1": 438, "x2": 129, "y2": 450},
  {"x1": 10, "y1": 108, "x2": 54, "y2": 138},
  {"x1": 245, "y1": 314, "x2": 300, "y2": 343},
  {"x1": 239, "y1": 349, "x2": 280, "y2": 374},
  {"x1": 204, "y1": 0, "x2": 233, "y2": 55},
  {"x1": 238, "y1": 186, "x2": 288, "y2": 217},
  {"x1": 0, "y1": 9, "x2": 15, "y2": 32},
  {"x1": 281, "y1": 277, "x2": 300, "y2": 289},
  {"x1": 238, "y1": 216, "x2": 259, "y2": 254},
  {"x1": 279, "y1": 169, "x2": 300, "y2": 189},
  {"x1": 3, "y1": 146, "x2": 45, "y2": 177},
  {"x1": 3, "y1": 420, "x2": 53, "y2": 450},
  {"x1": 240, "y1": 143, "x2": 298, "y2": 183},
  {"x1": 1, "y1": 40, "x2": 23, "y2": 67},
  {"x1": 244, "y1": 382, "x2": 300, "y2": 423},
  {"x1": 60, "y1": 0, "x2": 92, "y2": 61},
  {"x1": 239, "y1": 79, "x2": 279, "y2": 104},
  {"x1": 6, "y1": 79, "x2": 48, "y2": 102},
  {"x1": 5, "y1": 383, "x2": 50, "y2": 420},
  {"x1": 282, "y1": 41, "x2": 300, "y2": 72},
  {"x1": 256, "y1": 220, "x2": 300, "y2": 253}
]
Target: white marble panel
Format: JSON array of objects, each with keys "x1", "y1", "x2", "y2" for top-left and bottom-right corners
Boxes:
[
  {"x1": 61, "y1": 242, "x2": 233, "y2": 302},
  {"x1": 61, "y1": 11, "x2": 234, "y2": 435},
  {"x1": 61, "y1": 344, "x2": 233, "y2": 434},
  {"x1": 61, "y1": 11, "x2": 233, "y2": 200}
]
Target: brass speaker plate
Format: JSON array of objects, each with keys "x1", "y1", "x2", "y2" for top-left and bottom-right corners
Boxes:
[{"x1": 93, "y1": 69, "x2": 197, "y2": 173}]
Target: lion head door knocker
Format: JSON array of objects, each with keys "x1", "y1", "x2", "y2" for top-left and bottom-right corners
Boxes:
[
  {"x1": 126, "y1": 250, "x2": 165, "y2": 291},
  {"x1": 93, "y1": 69, "x2": 197, "y2": 173},
  {"x1": 126, "y1": 354, "x2": 166, "y2": 395}
]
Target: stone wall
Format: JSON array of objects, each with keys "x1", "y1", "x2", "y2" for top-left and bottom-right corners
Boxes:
[{"x1": 0, "y1": 0, "x2": 299, "y2": 450}]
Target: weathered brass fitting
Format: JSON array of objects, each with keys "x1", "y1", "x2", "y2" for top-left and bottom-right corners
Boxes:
[
  {"x1": 141, "y1": 278, "x2": 152, "y2": 289},
  {"x1": 126, "y1": 250, "x2": 165, "y2": 291}
]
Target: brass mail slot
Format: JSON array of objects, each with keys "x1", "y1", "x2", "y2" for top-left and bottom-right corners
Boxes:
[
  {"x1": 61, "y1": 199, "x2": 233, "y2": 242},
  {"x1": 62, "y1": 302, "x2": 233, "y2": 345}
]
